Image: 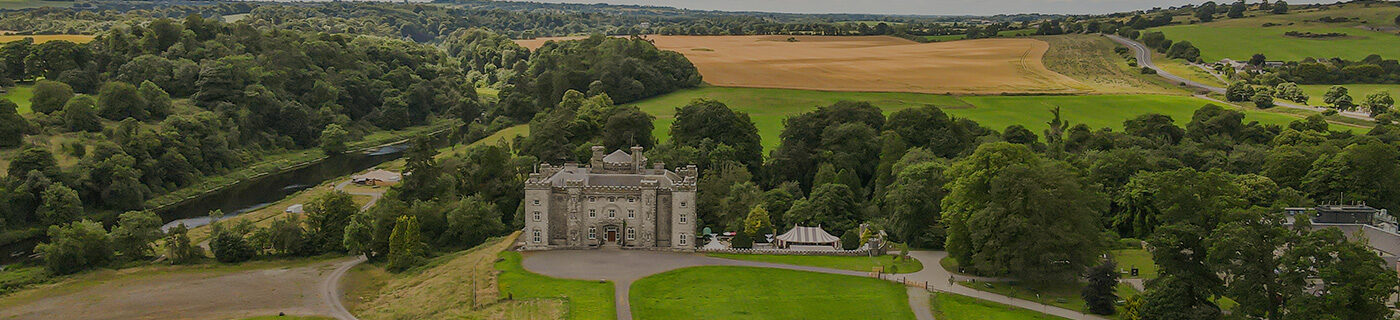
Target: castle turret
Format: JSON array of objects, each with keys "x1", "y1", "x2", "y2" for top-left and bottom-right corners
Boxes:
[{"x1": 631, "y1": 146, "x2": 644, "y2": 172}]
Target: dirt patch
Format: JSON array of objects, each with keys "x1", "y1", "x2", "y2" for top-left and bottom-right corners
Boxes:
[
  {"x1": 0, "y1": 258, "x2": 354, "y2": 320},
  {"x1": 517, "y1": 35, "x2": 1087, "y2": 94}
]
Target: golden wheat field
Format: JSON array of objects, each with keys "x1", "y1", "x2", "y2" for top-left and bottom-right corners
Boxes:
[
  {"x1": 517, "y1": 35, "x2": 1090, "y2": 94},
  {"x1": 0, "y1": 34, "x2": 96, "y2": 43}
]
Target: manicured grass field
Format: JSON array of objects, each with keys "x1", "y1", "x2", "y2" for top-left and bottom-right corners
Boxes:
[
  {"x1": 706, "y1": 253, "x2": 924, "y2": 274},
  {"x1": 497, "y1": 251, "x2": 615, "y2": 320},
  {"x1": 931, "y1": 292, "x2": 1068, "y2": 320},
  {"x1": 1148, "y1": 4, "x2": 1400, "y2": 61},
  {"x1": 630, "y1": 266, "x2": 914, "y2": 320},
  {"x1": 1110, "y1": 249, "x2": 1157, "y2": 279},
  {"x1": 628, "y1": 87, "x2": 1344, "y2": 152},
  {"x1": 1299, "y1": 84, "x2": 1400, "y2": 106},
  {"x1": 959, "y1": 280, "x2": 1140, "y2": 315},
  {"x1": 3, "y1": 84, "x2": 33, "y2": 114}
]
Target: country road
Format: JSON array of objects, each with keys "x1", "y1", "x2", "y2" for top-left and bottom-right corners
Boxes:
[{"x1": 1103, "y1": 34, "x2": 1374, "y2": 122}]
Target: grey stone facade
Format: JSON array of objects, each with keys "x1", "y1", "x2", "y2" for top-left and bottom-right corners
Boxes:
[{"x1": 522, "y1": 146, "x2": 697, "y2": 250}]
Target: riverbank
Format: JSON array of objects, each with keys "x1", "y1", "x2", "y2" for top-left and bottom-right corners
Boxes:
[{"x1": 145, "y1": 119, "x2": 457, "y2": 212}]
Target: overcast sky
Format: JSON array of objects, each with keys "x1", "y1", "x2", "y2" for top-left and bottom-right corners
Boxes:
[{"x1": 505, "y1": 0, "x2": 1336, "y2": 16}]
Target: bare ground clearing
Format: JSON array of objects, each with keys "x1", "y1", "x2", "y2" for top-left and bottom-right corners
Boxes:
[
  {"x1": 0, "y1": 257, "x2": 355, "y2": 320},
  {"x1": 517, "y1": 35, "x2": 1090, "y2": 94}
]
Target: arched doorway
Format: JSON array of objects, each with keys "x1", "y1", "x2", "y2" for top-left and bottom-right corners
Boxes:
[{"x1": 603, "y1": 225, "x2": 620, "y2": 244}]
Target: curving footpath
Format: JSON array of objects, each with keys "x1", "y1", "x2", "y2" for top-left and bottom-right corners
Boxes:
[
  {"x1": 521, "y1": 249, "x2": 1107, "y2": 320},
  {"x1": 1103, "y1": 34, "x2": 1373, "y2": 122}
]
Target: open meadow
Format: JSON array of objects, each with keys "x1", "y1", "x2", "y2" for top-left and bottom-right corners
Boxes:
[
  {"x1": 1299, "y1": 84, "x2": 1400, "y2": 106},
  {"x1": 520, "y1": 35, "x2": 1090, "y2": 95},
  {"x1": 626, "y1": 87, "x2": 1340, "y2": 151},
  {"x1": 629, "y1": 266, "x2": 915, "y2": 320},
  {"x1": 1149, "y1": 3, "x2": 1400, "y2": 61}
]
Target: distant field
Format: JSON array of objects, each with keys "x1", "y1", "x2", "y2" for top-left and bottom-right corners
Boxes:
[
  {"x1": 1037, "y1": 34, "x2": 1176, "y2": 94},
  {"x1": 624, "y1": 87, "x2": 967, "y2": 151},
  {"x1": 520, "y1": 35, "x2": 1088, "y2": 95},
  {"x1": 630, "y1": 266, "x2": 914, "y2": 320},
  {"x1": 0, "y1": 34, "x2": 96, "y2": 44},
  {"x1": 1149, "y1": 4, "x2": 1400, "y2": 61},
  {"x1": 0, "y1": 0, "x2": 72, "y2": 9},
  {"x1": 627, "y1": 87, "x2": 1336, "y2": 152},
  {"x1": 2, "y1": 84, "x2": 33, "y2": 114},
  {"x1": 923, "y1": 29, "x2": 1037, "y2": 42},
  {"x1": 1299, "y1": 84, "x2": 1399, "y2": 106}
]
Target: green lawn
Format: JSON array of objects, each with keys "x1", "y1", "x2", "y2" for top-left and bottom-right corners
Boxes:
[
  {"x1": 3, "y1": 84, "x2": 33, "y2": 114},
  {"x1": 1110, "y1": 249, "x2": 1157, "y2": 279},
  {"x1": 1148, "y1": 4, "x2": 1400, "y2": 61},
  {"x1": 626, "y1": 87, "x2": 1342, "y2": 153},
  {"x1": 706, "y1": 253, "x2": 924, "y2": 274},
  {"x1": 959, "y1": 281, "x2": 1139, "y2": 315},
  {"x1": 495, "y1": 251, "x2": 614, "y2": 320},
  {"x1": 1298, "y1": 84, "x2": 1400, "y2": 106},
  {"x1": 631, "y1": 266, "x2": 914, "y2": 320},
  {"x1": 931, "y1": 292, "x2": 1069, "y2": 320}
]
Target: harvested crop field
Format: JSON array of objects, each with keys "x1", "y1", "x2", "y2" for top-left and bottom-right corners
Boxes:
[
  {"x1": 0, "y1": 34, "x2": 95, "y2": 44},
  {"x1": 518, "y1": 35, "x2": 1089, "y2": 94}
]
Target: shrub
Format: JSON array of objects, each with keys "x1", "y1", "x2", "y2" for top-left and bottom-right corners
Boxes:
[
  {"x1": 210, "y1": 226, "x2": 255, "y2": 263},
  {"x1": 35, "y1": 220, "x2": 112, "y2": 275},
  {"x1": 1139, "y1": 67, "x2": 1156, "y2": 74},
  {"x1": 164, "y1": 224, "x2": 203, "y2": 264},
  {"x1": 730, "y1": 232, "x2": 753, "y2": 249},
  {"x1": 840, "y1": 230, "x2": 860, "y2": 250},
  {"x1": 387, "y1": 216, "x2": 426, "y2": 272}
]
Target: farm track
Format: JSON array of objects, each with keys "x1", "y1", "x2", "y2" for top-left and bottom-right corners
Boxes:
[{"x1": 1105, "y1": 34, "x2": 1373, "y2": 121}]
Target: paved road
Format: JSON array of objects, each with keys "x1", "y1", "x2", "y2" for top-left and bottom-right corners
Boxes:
[
  {"x1": 523, "y1": 249, "x2": 1105, "y2": 320},
  {"x1": 1103, "y1": 34, "x2": 1373, "y2": 121}
]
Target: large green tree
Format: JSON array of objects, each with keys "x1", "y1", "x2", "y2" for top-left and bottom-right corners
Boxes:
[
  {"x1": 305, "y1": 190, "x2": 360, "y2": 252},
  {"x1": 35, "y1": 219, "x2": 112, "y2": 275},
  {"x1": 0, "y1": 99, "x2": 27, "y2": 148},
  {"x1": 30, "y1": 80, "x2": 73, "y2": 114},
  {"x1": 942, "y1": 142, "x2": 1105, "y2": 283}
]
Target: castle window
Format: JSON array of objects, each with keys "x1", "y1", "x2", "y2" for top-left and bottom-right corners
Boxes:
[
  {"x1": 608, "y1": 209, "x2": 616, "y2": 218},
  {"x1": 533, "y1": 211, "x2": 541, "y2": 222},
  {"x1": 588, "y1": 227, "x2": 597, "y2": 240},
  {"x1": 679, "y1": 234, "x2": 688, "y2": 246},
  {"x1": 679, "y1": 214, "x2": 687, "y2": 224},
  {"x1": 628, "y1": 209, "x2": 635, "y2": 219},
  {"x1": 627, "y1": 228, "x2": 636, "y2": 240},
  {"x1": 533, "y1": 199, "x2": 540, "y2": 206},
  {"x1": 532, "y1": 229, "x2": 541, "y2": 243},
  {"x1": 680, "y1": 201, "x2": 687, "y2": 208},
  {"x1": 609, "y1": 197, "x2": 616, "y2": 202},
  {"x1": 628, "y1": 197, "x2": 635, "y2": 203},
  {"x1": 589, "y1": 209, "x2": 596, "y2": 218},
  {"x1": 589, "y1": 196, "x2": 596, "y2": 202}
]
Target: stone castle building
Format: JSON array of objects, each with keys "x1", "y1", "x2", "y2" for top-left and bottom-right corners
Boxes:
[{"x1": 522, "y1": 146, "x2": 697, "y2": 250}]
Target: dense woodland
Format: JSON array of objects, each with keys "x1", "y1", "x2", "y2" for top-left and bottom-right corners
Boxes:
[{"x1": 3, "y1": 2, "x2": 1400, "y2": 320}]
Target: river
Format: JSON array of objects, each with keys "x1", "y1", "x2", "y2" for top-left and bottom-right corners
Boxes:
[
  {"x1": 157, "y1": 143, "x2": 409, "y2": 231},
  {"x1": 1, "y1": 143, "x2": 409, "y2": 265}
]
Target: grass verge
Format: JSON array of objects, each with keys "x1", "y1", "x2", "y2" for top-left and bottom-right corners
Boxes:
[
  {"x1": 497, "y1": 251, "x2": 614, "y2": 320},
  {"x1": 931, "y1": 291, "x2": 1069, "y2": 320},
  {"x1": 957, "y1": 280, "x2": 1139, "y2": 316}
]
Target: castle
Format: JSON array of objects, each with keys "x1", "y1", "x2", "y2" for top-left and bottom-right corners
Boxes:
[{"x1": 522, "y1": 146, "x2": 697, "y2": 250}]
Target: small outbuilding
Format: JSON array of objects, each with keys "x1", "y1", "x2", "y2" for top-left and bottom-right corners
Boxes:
[
  {"x1": 774, "y1": 225, "x2": 841, "y2": 249},
  {"x1": 352, "y1": 169, "x2": 402, "y2": 186}
]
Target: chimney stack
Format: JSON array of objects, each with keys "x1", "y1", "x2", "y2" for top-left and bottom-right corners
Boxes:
[
  {"x1": 630, "y1": 146, "x2": 644, "y2": 172},
  {"x1": 591, "y1": 146, "x2": 605, "y2": 170}
]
